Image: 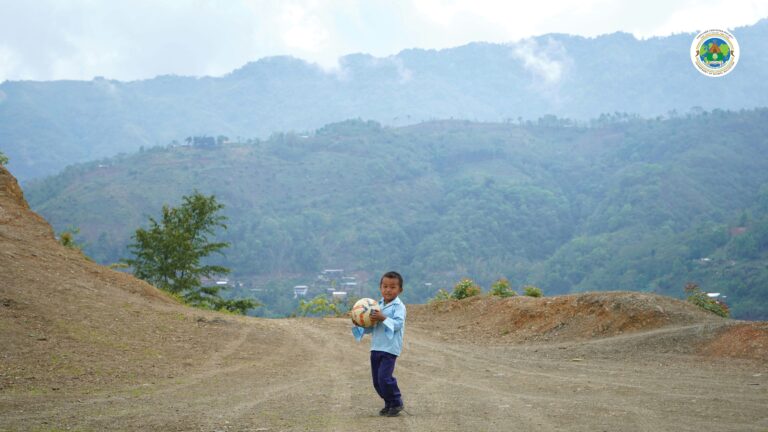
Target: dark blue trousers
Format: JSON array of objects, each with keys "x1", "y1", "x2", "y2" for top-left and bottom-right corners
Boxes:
[{"x1": 370, "y1": 350, "x2": 402, "y2": 408}]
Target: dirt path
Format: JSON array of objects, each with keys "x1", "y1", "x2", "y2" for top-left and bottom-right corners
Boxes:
[{"x1": 2, "y1": 317, "x2": 766, "y2": 432}]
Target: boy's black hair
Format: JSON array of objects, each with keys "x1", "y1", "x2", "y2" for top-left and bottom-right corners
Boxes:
[{"x1": 380, "y1": 271, "x2": 404, "y2": 291}]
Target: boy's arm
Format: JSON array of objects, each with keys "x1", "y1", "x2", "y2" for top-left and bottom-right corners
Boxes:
[{"x1": 380, "y1": 304, "x2": 406, "y2": 340}]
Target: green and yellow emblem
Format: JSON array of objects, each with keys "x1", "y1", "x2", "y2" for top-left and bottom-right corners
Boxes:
[{"x1": 690, "y1": 29, "x2": 739, "y2": 77}]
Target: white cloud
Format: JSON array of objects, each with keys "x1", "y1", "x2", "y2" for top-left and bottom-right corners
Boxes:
[
  {"x1": 337, "y1": 55, "x2": 413, "y2": 83},
  {"x1": 511, "y1": 38, "x2": 568, "y2": 86},
  {"x1": 0, "y1": 45, "x2": 22, "y2": 83},
  {"x1": 634, "y1": 0, "x2": 768, "y2": 37},
  {"x1": 412, "y1": 0, "x2": 616, "y2": 41},
  {"x1": 411, "y1": 0, "x2": 766, "y2": 42},
  {"x1": 280, "y1": 3, "x2": 331, "y2": 53},
  {"x1": 393, "y1": 58, "x2": 413, "y2": 83}
]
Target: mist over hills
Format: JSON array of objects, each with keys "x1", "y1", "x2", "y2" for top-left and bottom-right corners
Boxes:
[
  {"x1": 3, "y1": 20, "x2": 768, "y2": 181},
  {"x1": 25, "y1": 110, "x2": 768, "y2": 319}
]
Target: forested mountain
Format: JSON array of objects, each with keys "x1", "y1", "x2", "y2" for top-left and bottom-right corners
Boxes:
[
  {"x1": 3, "y1": 20, "x2": 768, "y2": 181},
  {"x1": 25, "y1": 110, "x2": 768, "y2": 319}
]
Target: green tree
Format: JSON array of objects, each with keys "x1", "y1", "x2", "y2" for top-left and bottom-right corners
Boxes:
[
  {"x1": 124, "y1": 191, "x2": 258, "y2": 314},
  {"x1": 0, "y1": 150, "x2": 8, "y2": 166}
]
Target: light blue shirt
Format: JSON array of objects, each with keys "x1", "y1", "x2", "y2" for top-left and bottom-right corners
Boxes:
[{"x1": 352, "y1": 296, "x2": 406, "y2": 356}]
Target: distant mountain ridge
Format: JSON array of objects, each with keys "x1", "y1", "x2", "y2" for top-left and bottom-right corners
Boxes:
[{"x1": 2, "y1": 19, "x2": 768, "y2": 181}]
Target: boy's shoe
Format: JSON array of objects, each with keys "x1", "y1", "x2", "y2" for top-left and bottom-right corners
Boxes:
[
  {"x1": 379, "y1": 406, "x2": 390, "y2": 416},
  {"x1": 386, "y1": 405, "x2": 404, "y2": 417}
]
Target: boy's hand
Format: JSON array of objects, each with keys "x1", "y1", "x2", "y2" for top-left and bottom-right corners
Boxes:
[{"x1": 370, "y1": 310, "x2": 387, "y2": 322}]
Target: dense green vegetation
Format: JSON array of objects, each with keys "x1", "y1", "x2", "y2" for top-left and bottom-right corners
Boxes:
[
  {"x1": 3, "y1": 20, "x2": 768, "y2": 181},
  {"x1": 25, "y1": 109, "x2": 768, "y2": 319},
  {"x1": 685, "y1": 282, "x2": 730, "y2": 318}
]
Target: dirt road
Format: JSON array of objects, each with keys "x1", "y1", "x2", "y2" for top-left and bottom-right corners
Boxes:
[{"x1": 2, "y1": 316, "x2": 766, "y2": 432}]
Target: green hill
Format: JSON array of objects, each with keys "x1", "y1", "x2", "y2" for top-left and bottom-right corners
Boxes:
[{"x1": 24, "y1": 110, "x2": 768, "y2": 319}]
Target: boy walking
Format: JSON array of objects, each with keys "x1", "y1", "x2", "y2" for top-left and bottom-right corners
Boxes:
[{"x1": 352, "y1": 271, "x2": 407, "y2": 417}]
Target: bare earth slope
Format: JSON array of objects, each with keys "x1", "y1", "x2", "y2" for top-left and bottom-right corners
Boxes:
[{"x1": 1, "y1": 166, "x2": 767, "y2": 431}]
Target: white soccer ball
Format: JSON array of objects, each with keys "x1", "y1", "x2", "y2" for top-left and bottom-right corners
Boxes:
[{"x1": 351, "y1": 298, "x2": 380, "y2": 328}]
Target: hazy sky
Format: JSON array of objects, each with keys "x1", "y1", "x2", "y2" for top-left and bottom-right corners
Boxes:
[{"x1": 1, "y1": 0, "x2": 766, "y2": 82}]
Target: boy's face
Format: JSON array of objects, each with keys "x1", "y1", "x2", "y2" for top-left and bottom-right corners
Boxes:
[{"x1": 380, "y1": 277, "x2": 402, "y2": 303}]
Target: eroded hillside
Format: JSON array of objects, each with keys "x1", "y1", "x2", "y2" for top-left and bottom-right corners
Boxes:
[{"x1": 0, "y1": 165, "x2": 252, "y2": 394}]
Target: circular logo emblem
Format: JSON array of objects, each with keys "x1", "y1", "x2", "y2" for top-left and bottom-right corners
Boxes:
[{"x1": 690, "y1": 29, "x2": 739, "y2": 77}]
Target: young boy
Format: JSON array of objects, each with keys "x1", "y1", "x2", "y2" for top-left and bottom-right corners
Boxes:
[{"x1": 352, "y1": 271, "x2": 407, "y2": 417}]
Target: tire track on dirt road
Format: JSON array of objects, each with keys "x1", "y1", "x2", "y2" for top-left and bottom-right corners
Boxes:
[
  {"x1": 256, "y1": 318, "x2": 419, "y2": 432},
  {"x1": 291, "y1": 318, "x2": 553, "y2": 431},
  {"x1": 400, "y1": 332, "x2": 561, "y2": 431},
  {"x1": 1, "y1": 319, "x2": 299, "y2": 429}
]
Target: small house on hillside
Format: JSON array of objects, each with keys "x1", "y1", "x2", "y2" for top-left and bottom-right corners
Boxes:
[{"x1": 294, "y1": 285, "x2": 309, "y2": 298}]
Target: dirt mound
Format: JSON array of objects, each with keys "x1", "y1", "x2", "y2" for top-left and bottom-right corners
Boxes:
[
  {"x1": 0, "y1": 166, "x2": 248, "y2": 394},
  {"x1": 409, "y1": 292, "x2": 763, "y2": 355},
  {"x1": 699, "y1": 322, "x2": 768, "y2": 360},
  {"x1": 412, "y1": 291, "x2": 724, "y2": 343}
]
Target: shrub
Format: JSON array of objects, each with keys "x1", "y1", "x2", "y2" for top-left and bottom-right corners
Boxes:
[
  {"x1": 0, "y1": 150, "x2": 8, "y2": 166},
  {"x1": 160, "y1": 290, "x2": 259, "y2": 315},
  {"x1": 452, "y1": 278, "x2": 481, "y2": 300},
  {"x1": 684, "y1": 282, "x2": 730, "y2": 318},
  {"x1": 297, "y1": 295, "x2": 344, "y2": 317},
  {"x1": 429, "y1": 288, "x2": 452, "y2": 303},
  {"x1": 58, "y1": 227, "x2": 84, "y2": 250},
  {"x1": 490, "y1": 278, "x2": 517, "y2": 297},
  {"x1": 523, "y1": 285, "x2": 543, "y2": 297},
  {"x1": 57, "y1": 227, "x2": 92, "y2": 261}
]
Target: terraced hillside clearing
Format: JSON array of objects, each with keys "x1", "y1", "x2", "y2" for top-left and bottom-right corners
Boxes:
[{"x1": 1, "y1": 165, "x2": 767, "y2": 431}]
